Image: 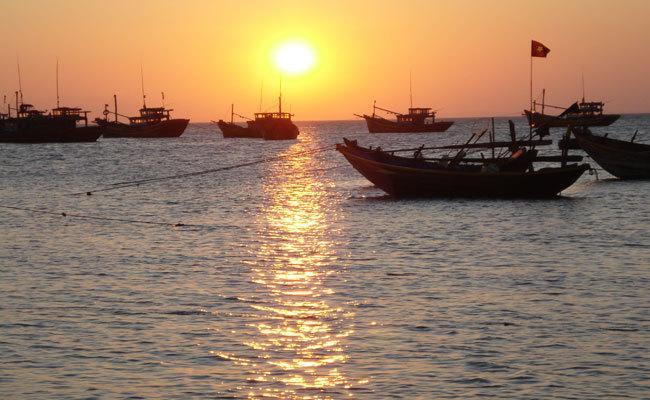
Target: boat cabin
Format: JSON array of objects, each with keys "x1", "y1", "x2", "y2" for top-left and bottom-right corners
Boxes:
[
  {"x1": 129, "y1": 107, "x2": 173, "y2": 125},
  {"x1": 396, "y1": 107, "x2": 436, "y2": 124},
  {"x1": 17, "y1": 104, "x2": 46, "y2": 118},
  {"x1": 52, "y1": 107, "x2": 90, "y2": 126},
  {"x1": 576, "y1": 101, "x2": 605, "y2": 115},
  {"x1": 254, "y1": 111, "x2": 293, "y2": 121}
]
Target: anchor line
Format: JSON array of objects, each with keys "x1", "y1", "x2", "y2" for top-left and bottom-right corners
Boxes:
[
  {"x1": 0, "y1": 205, "x2": 202, "y2": 227},
  {"x1": 70, "y1": 145, "x2": 334, "y2": 195}
]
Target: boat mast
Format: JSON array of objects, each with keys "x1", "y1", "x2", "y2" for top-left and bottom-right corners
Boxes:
[
  {"x1": 409, "y1": 70, "x2": 413, "y2": 108},
  {"x1": 231, "y1": 103, "x2": 234, "y2": 124},
  {"x1": 491, "y1": 117, "x2": 496, "y2": 159},
  {"x1": 161, "y1": 91, "x2": 165, "y2": 108},
  {"x1": 259, "y1": 79, "x2": 263, "y2": 112},
  {"x1": 278, "y1": 75, "x2": 282, "y2": 114},
  {"x1": 581, "y1": 71, "x2": 585, "y2": 103},
  {"x1": 373, "y1": 100, "x2": 376, "y2": 117},
  {"x1": 541, "y1": 88, "x2": 545, "y2": 115},
  {"x1": 114, "y1": 94, "x2": 118, "y2": 122},
  {"x1": 140, "y1": 64, "x2": 146, "y2": 108},
  {"x1": 16, "y1": 56, "x2": 23, "y2": 105},
  {"x1": 56, "y1": 59, "x2": 60, "y2": 108}
]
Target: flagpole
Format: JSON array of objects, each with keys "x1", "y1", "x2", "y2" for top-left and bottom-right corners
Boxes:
[{"x1": 530, "y1": 54, "x2": 533, "y2": 111}]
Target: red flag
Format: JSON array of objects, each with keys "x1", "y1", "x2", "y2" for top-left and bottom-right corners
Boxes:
[{"x1": 531, "y1": 40, "x2": 550, "y2": 57}]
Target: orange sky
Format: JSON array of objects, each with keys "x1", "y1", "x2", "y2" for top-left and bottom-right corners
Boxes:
[{"x1": 0, "y1": 0, "x2": 648, "y2": 121}]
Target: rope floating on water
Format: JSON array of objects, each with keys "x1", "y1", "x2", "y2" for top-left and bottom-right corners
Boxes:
[
  {"x1": 0, "y1": 205, "x2": 200, "y2": 228},
  {"x1": 71, "y1": 145, "x2": 334, "y2": 196}
]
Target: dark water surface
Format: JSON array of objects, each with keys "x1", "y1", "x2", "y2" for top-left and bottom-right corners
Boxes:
[{"x1": 1, "y1": 117, "x2": 649, "y2": 399}]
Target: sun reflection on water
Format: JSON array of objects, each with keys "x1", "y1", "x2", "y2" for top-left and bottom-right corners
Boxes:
[{"x1": 241, "y1": 145, "x2": 355, "y2": 398}]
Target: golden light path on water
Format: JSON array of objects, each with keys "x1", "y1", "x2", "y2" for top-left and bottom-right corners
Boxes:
[{"x1": 238, "y1": 142, "x2": 357, "y2": 398}]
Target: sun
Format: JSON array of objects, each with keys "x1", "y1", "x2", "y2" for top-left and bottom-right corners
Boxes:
[{"x1": 274, "y1": 41, "x2": 316, "y2": 75}]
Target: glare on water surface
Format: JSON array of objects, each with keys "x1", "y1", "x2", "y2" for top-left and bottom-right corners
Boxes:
[{"x1": 231, "y1": 143, "x2": 355, "y2": 398}]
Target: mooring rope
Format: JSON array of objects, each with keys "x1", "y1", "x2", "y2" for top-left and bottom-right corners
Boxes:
[
  {"x1": 0, "y1": 205, "x2": 203, "y2": 227},
  {"x1": 70, "y1": 145, "x2": 334, "y2": 195}
]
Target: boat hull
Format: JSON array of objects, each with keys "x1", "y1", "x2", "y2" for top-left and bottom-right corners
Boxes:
[
  {"x1": 0, "y1": 121, "x2": 102, "y2": 143},
  {"x1": 573, "y1": 129, "x2": 650, "y2": 179},
  {"x1": 337, "y1": 141, "x2": 589, "y2": 198},
  {"x1": 217, "y1": 120, "x2": 262, "y2": 138},
  {"x1": 100, "y1": 118, "x2": 189, "y2": 138},
  {"x1": 363, "y1": 115, "x2": 453, "y2": 133},
  {"x1": 525, "y1": 110, "x2": 620, "y2": 128},
  {"x1": 248, "y1": 119, "x2": 299, "y2": 140}
]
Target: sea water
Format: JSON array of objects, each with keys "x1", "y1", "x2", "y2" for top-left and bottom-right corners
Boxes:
[{"x1": 1, "y1": 116, "x2": 649, "y2": 398}]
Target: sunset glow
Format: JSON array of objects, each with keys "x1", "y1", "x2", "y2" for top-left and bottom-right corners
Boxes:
[
  {"x1": 0, "y1": 0, "x2": 648, "y2": 120},
  {"x1": 274, "y1": 41, "x2": 316, "y2": 75}
]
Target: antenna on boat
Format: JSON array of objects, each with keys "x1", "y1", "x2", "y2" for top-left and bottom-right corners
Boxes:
[
  {"x1": 114, "y1": 94, "x2": 118, "y2": 123},
  {"x1": 279, "y1": 75, "x2": 282, "y2": 114},
  {"x1": 259, "y1": 79, "x2": 263, "y2": 112},
  {"x1": 140, "y1": 64, "x2": 146, "y2": 108},
  {"x1": 16, "y1": 56, "x2": 23, "y2": 105},
  {"x1": 161, "y1": 91, "x2": 165, "y2": 107},
  {"x1": 409, "y1": 69, "x2": 413, "y2": 108},
  {"x1": 373, "y1": 100, "x2": 376, "y2": 117},
  {"x1": 56, "y1": 58, "x2": 60, "y2": 108},
  {"x1": 231, "y1": 103, "x2": 234, "y2": 123},
  {"x1": 581, "y1": 70, "x2": 585, "y2": 103}
]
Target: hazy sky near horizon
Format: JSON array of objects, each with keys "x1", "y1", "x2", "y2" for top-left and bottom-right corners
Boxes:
[{"x1": 0, "y1": 0, "x2": 648, "y2": 121}]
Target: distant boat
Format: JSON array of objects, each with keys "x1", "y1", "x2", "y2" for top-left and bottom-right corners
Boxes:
[
  {"x1": 525, "y1": 100, "x2": 620, "y2": 128},
  {"x1": 572, "y1": 127, "x2": 650, "y2": 179},
  {"x1": 356, "y1": 102, "x2": 453, "y2": 133},
  {"x1": 0, "y1": 97, "x2": 102, "y2": 143},
  {"x1": 217, "y1": 95, "x2": 299, "y2": 141},
  {"x1": 337, "y1": 127, "x2": 589, "y2": 198},
  {"x1": 215, "y1": 104, "x2": 262, "y2": 138},
  {"x1": 96, "y1": 94, "x2": 189, "y2": 138}
]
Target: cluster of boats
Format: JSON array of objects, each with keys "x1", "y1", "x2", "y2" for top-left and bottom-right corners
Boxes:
[
  {"x1": 337, "y1": 97, "x2": 648, "y2": 198},
  {"x1": 2, "y1": 61, "x2": 647, "y2": 200},
  {"x1": 0, "y1": 92, "x2": 189, "y2": 143}
]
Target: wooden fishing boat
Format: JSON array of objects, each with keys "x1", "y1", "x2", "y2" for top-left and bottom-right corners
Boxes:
[
  {"x1": 337, "y1": 136, "x2": 589, "y2": 198},
  {"x1": 215, "y1": 104, "x2": 262, "y2": 138},
  {"x1": 217, "y1": 120, "x2": 261, "y2": 138},
  {"x1": 250, "y1": 111, "x2": 299, "y2": 140},
  {"x1": 356, "y1": 102, "x2": 453, "y2": 133},
  {"x1": 572, "y1": 127, "x2": 650, "y2": 179},
  {"x1": 525, "y1": 100, "x2": 620, "y2": 128},
  {"x1": 0, "y1": 102, "x2": 102, "y2": 143},
  {"x1": 218, "y1": 94, "x2": 298, "y2": 140},
  {"x1": 96, "y1": 75, "x2": 189, "y2": 138},
  {"x1": 97, "y1": 100, "x2": 189, "y2": 138}
]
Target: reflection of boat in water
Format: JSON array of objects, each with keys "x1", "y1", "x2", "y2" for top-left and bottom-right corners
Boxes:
[
  {"x1": 1, "y1": 97, "x2": 102, "y2": 143},
  {"x1": 97, "y1": 95, "x2": 189, "y2": 138},
  {"x1": 215, "y1": 104, "x2": 262, "y2": 138},
  {"x1": 572, "y1": 127, "x2": 650, "y2": 179},
  {"x1": 525, "y1": 100, "x2": 620, "y2": 128},
  {"x1": 356, "y1": 101, "x2": 453, "y2": 133},
  {"x1": 337, "y1": 122, "x2": 589, "y2": 198}
]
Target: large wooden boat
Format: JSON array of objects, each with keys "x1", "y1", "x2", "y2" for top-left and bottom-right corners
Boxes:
[
  {"x1": 525, "y1": 100, "x2": 620, "y2": 128},
  {"x1": 215, "y1": 104, "x2": 262, "y2": 138},
  {"x1": 337, "y1": 133, "x2": 589, "y2": 198},
  {"x1": 96, "y1": 88, "x2": 189, "y2": 139},
  {"x1": 572, "y1": 127, "x2": 650, "y2": 179},
  {"x1": 0, "y1": 100, "x2": 102, "y2": 143},
  {"x1": 217, "y1": 120, "x2": 261, "y2": 138},
  {"x1": 250, "y1": 110, "x2": 298, "y2": 140},
  {"x1": 356, "y1": 102, "x2": 453, "y2": 133}
]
